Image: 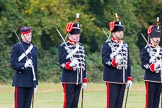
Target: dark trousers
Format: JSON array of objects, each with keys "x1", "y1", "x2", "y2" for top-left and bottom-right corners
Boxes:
[
  {"x1": 145, "y1": 81, "x2": 162, "y2": 108},
  {"x1": 62, "y1": 83, "x2": 81, "y2": 108},
  {"x1": 14, "y1": 87, "x2": 34, "y2": 108},
  {"x1": 106, "y1": 82, "x2": 126, "y2": 108}
]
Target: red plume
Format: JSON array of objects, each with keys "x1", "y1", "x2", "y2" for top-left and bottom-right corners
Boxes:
[
  {"x1": 109, "y1": 22, "x2": 115, "y2": 32},
  {"x1": 147, "y1": 25, "x2": 153, "y2": 35},
  {"x1": 66, "y1": 22, "x2": 74, "y2": 33}
]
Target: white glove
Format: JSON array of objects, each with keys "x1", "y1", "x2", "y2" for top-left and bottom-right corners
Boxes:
[
  {"x1": 24, "y1": 59, "x2": 33, "y2": 68},
  {"x1": 34, "y1": 86, "x2": 38, "y2": 94},
  {"x1": 155, "y1": 60, "x2": 161, "y2": 73},
  {"x1": 115, "y1": 55, "x2": 122, "y2": 64},
  {"x1": 81, "y1": 83, "x2": 87, "y2": 89},
  {"x1": 69, "y1": 59, "x2": 79, "y2": 67},
  {"x1": 155, "y1": 60, "x2": 161, "y2": 68},
  {"x1": 126, "y1": 80, "x2": 132, "y2": 89}
]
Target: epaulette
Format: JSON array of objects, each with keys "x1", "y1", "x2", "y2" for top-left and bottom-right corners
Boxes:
[
  {"x1": 105, "y1": 38, "x2": 111, "y2": 43},
  {"x1": 144, "y1": 44, "x2": 150, "y2": 49},
  {"x1": 78, "y1": 42, "x2": 82, "y2": 46}
]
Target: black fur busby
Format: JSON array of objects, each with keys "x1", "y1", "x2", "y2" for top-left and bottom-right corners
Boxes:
[
  {"x1": 147, "y1": 25, "x2": 161, "y2": 38},
  {"x1": 69, "y1": 23, "x2": 80, "y2": 34},
  {"x1": 111, "y1": 21, "x2": 124, "y2": 32}
]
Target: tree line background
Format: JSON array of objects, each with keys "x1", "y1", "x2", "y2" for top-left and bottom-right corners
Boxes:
[{"x1": 0, "y1": 0, "x2": 162, "y2": 83}]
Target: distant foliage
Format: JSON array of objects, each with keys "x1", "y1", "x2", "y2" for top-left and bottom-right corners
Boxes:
[{"x1": 1, "y1": 0, "x2": 162, "y2": 83}]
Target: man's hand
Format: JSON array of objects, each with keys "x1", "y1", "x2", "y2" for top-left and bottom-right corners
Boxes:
[
  {"x1": 155, "y1": 60, "x2": 161, "y2": 73},
  {"x1": 116, "y1": 55, "x2": 122, "y2": 64},
  {"x1": 34, "y1": 86, "x2": 38, "y2": 94},
  {"x1": 126, "y1": 80, "x2": 132, "y2": 89},
  {"x1": 81, "y1": 83, "x2": 87, "y2": 89},
  {"x1": 69, "y1": 59, "x2": 79, "y2": 67},
  {"x1": 24, "y1": 59, "x2": 32, "y2": 68}
]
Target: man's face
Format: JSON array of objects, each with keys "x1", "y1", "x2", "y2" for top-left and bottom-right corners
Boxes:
[
  {"x1": 21, "y1": 32, "x2": 32, "y2": 43},
  {"x1": 69, "y1": 34, "x2": 80, "y2": 42},
  {"x1": 113, "y1": 31, "x2": 124, "y2": 40},
  {"x1": 150, "y1": 37, "x2": 160, "y2": 45}
]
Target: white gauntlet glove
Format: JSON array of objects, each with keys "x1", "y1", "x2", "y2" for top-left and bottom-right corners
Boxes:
[
  {"x1": 24, "y1": 59, "x2": 33, "y2": 68},
  {"x1": 126, "y1": 80, "x2": 132, "y2": 89},
  {"x1": 154, "y1": 60, "x2": 161, "y2": 73},
  {"x1": 115, "y1": 55, "x2": 122, "y2": 64},
  {"x1": 69, "y1": 59, "x2": 79, "y2": 67},
  {"x1": 34, "y1": 86, "x2": 38, "y2": 94},
  {"x1": 81, "y1": 83, "x2": 87, "y2": 89}
]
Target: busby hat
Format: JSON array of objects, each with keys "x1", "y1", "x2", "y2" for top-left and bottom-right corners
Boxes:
[
  {"x1": 70, "y1": 23, "x2": 80, "y2": 34},
  {"x1": 147, "y1": 25, "x2": 161, "y2": 38},
  {"x1": 66, "y1": 13, "x2": 81, "y2": 35},
  {"x1": 66, "y1": 22, "x2": 80, "y2": 34},
  {"x1": 110, "y1": 21, "x2": 124, "y2": 32},
  {"x1": 109, "y1": 13, "x2": 124, "y2": 32},
  {"x1": 20, "y1": 26, "x2": 32, "y2": 34},
  {"x1": 147, "y1": 17, "x2": 162, "y2": 38}
]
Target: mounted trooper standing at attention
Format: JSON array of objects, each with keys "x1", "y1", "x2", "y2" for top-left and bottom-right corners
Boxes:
[
  {"x1": 58, "y1": 13, "x2": 88, "y2": 108},
  {"x1": 140, "y1": 17, "x2": 162, "y2": 108},
  {"x1": 101, "y1": 13, "x2": 132, "y2": 108}
]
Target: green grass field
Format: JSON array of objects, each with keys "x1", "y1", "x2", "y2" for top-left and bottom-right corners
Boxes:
[{"x1": 0, "y1": 82, "x2": 160, "y2": 108}]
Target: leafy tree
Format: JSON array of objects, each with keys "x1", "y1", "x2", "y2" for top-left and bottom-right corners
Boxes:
[{"x1": 0, "y1": 0, "x2": 162, "y2": 83}]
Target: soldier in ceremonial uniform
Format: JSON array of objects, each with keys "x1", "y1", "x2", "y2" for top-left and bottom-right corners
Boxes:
[
  {"x1": 101, "y1": 14, "x2": 132, "y2": 108},
  {"x1": 58, "y1": 14, "x2": 88, "y2": 108},
  {"x1": 11, "y1": 26, "x2": 38, "y2": 108},
  {"x1": 140, "y1": 18, "x2": 162, "y2": 108}
]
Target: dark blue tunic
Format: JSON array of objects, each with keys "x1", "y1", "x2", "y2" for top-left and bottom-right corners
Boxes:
[
  {"x1": 101, "y1": 39, "x2": 131, "y2": 84},
  {"x1": 11, "y1": 41, "x2": 38, "y2": 87},
  {"x1": 140, "y1": 44, "x2": 162, "y2": 82},
  {"x1": 58, "y1": 41, "x2": 87, "y2": 84}
]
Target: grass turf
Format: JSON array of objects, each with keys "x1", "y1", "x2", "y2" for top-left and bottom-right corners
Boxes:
[{"x1": 0, "y1": 82, "x2": 158, "y2": 108}]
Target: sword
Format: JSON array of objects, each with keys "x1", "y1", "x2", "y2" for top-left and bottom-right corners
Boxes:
[
  {"x1": 141, "y1": 33, "x2": 149, "y2": 45},
  {"x1": 124, "y1": 87, "x2": 129, "y2": 108},
  {"x1": 81, "y1": 88, "x2": 84, "y2": 108},
  {"x1": 14, "y1": 30, "x2": 29, "y2": 59},
  {"x1": 102, "y1": 28, "x2": 111, "y2": 39},
  {"x1": 56, "y1": 28, "x2": 73, "y2": 60}
]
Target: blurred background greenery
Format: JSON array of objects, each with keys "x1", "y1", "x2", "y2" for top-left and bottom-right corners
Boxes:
[{"x1": 1, "y1": 0, "x2": 162, "y2": 83}]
